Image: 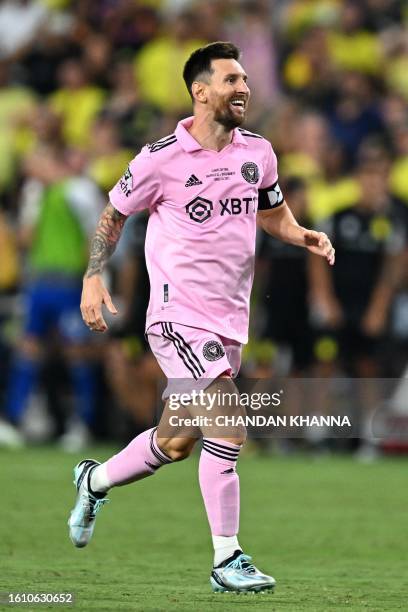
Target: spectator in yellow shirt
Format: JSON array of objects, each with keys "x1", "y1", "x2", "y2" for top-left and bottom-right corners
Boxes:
[
  {"x1": 49, "y1": 58, "x2": 106, "y2": 148},
  {"x1": 134, "y1": 11, "x2": 206, "y2": 115}
]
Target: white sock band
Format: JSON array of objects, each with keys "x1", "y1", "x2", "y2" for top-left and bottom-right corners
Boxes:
[
  {"x1": 90, "y1": 463, "x2": 111, "y2": 494},
  {"x1": 212, "y1": 535, "x2": 240, "y2": 566}
]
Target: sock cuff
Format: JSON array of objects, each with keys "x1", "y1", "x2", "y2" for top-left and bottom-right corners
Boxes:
[
  {"x1": 205, "y1": 438, "x2": 242, "y2": 450},
  {"x1": 202, "y1": 438, "x2": 241, "y2": 463},
  {"x1": 212, "y1": 534, "x2": 239, "y2": 548},
  {"x1": 87, "y1": 465, "x2": 108, "y2": 498},
  {"x1": 151, "y1": 428, "x2": 173, "y2": 466}
]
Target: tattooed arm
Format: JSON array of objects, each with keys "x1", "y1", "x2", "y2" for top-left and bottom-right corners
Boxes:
[
  {"x1": 85, "y1": 203, "x2": 127, "y2": 277},
  {"x1": 81, "y1": 203, "x2": 128, "y2": 332}
]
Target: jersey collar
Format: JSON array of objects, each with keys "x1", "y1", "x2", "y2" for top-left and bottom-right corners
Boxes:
[{"x1": 175, "y1": 116, "x2": 248, "y2": 152}]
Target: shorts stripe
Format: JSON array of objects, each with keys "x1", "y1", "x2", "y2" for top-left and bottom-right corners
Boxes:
[
  {"x1": 161, "y1": 323, "x2": 201, "y2": 379},
  {"x1": 168, "y1": 323, "x2": 205, "y2": 375},
  {"x1": 164, "y1": 323, "x2": 205, "y2": 377}
]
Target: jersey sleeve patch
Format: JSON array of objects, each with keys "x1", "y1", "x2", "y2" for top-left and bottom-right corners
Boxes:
[
  {"x1": 258, "y1": 180, "x2": 284, "y2": 210},
  {"x1": 119, "y1": 165, "x2": 133, "y2": 197},
  {"x1": 109, "y1": 146, "x2": 162, "y2": 216}
]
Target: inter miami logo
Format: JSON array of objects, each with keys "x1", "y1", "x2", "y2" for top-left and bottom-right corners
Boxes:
[
  {"x1": 186, "y1": 196, "x2": 213, "y2": 223},
  {"x1": 119, "y1": 165, "x2": 133, "y2": 197},
  {"x1": 203, "y1": 340, "x2": 225, "y2": 361},
  {"x1": 241, "y1": 162, "x2": 259, "y2": 184}
]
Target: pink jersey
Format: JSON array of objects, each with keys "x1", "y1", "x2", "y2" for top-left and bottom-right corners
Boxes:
[{"x1": 109, "y1": 116, "x2": 283, "y2": 344}]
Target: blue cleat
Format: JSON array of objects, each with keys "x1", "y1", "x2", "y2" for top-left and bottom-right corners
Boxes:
[
  {"x1": 68, "y1": 459, "x2": 109, "y2": 548},
  {"x1": 210, "y1": 550, "x2": 276, "y2": 593}
]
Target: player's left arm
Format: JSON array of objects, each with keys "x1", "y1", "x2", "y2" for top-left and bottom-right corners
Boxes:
[
  {"x1": 361, "y1": 245, "x2": 406, "y2": 336},
  {"x1": 257, "y1": 203, "x2": 335, "y2": 266}
]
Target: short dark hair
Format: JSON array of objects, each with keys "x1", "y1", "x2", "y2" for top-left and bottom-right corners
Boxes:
[{"x1": 183, "y1": 41, "x2": 241, "y2": 100}]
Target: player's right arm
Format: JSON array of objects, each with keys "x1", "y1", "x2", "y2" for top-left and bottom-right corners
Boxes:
[
  {"x1": 82, "y1": 144, "x2": 163, "y2": 331},
  {"x1": 81, "y1": 203, "x2": 128, "y2": 332}
]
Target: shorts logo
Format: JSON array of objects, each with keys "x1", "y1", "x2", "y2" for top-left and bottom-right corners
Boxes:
[
  {"x1": 186, "y1": 196, "x2": 213, "y2": 223},
  {"x1": 203, "y1": 340, "x2": 225, "y2": 361},
  {"x1": 241, "y1": 162, "x2": 259, "y2": 184}
]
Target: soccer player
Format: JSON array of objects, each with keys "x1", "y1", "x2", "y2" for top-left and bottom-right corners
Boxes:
[{"x1": 68, "y1": 42, "x2": 335, "y2": 593}]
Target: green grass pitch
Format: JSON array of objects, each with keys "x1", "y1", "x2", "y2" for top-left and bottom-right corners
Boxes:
[{"x1": 1, "y1": 447, "x2": 407, "y2": 611}]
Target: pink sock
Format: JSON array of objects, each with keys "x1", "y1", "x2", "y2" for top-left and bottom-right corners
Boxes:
[
  {"x1": 106, "y1": 427, "x2": 172, "y2": 487},
  {"x1": 199, "y1": 438, "x2": 241, "y2": 536}
]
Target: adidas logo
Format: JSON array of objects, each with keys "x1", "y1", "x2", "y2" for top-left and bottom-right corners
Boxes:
[{"x1": 185, "y1": 174, "x2": 203, "y2": 187}]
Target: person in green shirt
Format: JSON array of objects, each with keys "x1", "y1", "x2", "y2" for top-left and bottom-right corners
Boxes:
[{"x1": 4, "y1": 148, "x2": 103, "y2": 451}]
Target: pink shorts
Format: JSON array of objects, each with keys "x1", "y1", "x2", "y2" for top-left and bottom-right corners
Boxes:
[{"x1": 147, "y1": 322, "x2": 242, "y2": 399}]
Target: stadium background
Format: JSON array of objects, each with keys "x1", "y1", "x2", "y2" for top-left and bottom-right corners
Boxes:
[
  {"x1": 1, "y1": 2, "x2": 408, "y2": 610},
  {"x1": 1, "y1": 0, "x2": 408, "y2": 450}
]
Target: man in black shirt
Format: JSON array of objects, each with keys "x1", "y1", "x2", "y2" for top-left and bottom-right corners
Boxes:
[{"x1": 310, "y1": 158, "x2": 407, "y2": 376}]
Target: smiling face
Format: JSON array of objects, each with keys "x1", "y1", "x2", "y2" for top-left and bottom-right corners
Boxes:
[{"x1": 194, "y1": 58, "x2": 251, "y2": 130}]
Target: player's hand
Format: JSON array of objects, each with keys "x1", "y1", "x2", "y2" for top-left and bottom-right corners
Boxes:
[
  {"x1": 314, "y1": 296, "x2": 344, "y2": 327},
  {"x1": 361, "y1": 307, "x2": 386, "y2": 337},
  {"x1": 304, "y1": 230, "x2": 335, "y2": 265},
  {"x1": 81, "y1": 274, "x2": 117, "y2": 332}
]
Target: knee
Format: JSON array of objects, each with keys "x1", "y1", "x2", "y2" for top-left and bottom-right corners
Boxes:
[
  {"x1": 156, "y1": 437, "x2": 197, "y2": 461},
  {"x1": 223, "y1": 431, "x2": 247, "y2": 447},
  {"x1": 237, "y1": 431, "x2": 247, "y2": 447},
  {"x1": 167, "y1": 448, "x2": 190, "y2": 461}
]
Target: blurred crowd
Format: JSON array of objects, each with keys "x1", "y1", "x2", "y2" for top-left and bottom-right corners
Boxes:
[{"x1": 1, "y1": 0, "x2": 408, "y2": 452}]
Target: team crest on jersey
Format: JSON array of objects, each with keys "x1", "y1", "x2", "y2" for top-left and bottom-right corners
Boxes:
[
  {"x1": 241, "y1": 162, "x2": 259, "y2": 184},
  {"x1": 119, "y1": 165, "x2": 133, "y2": 197},
  {"x1": 186, "y1": 196, "x2": 213, "y2": 223},
  {"x1": 203, "y1": 340, "x2": 225, "y2": 361}
]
